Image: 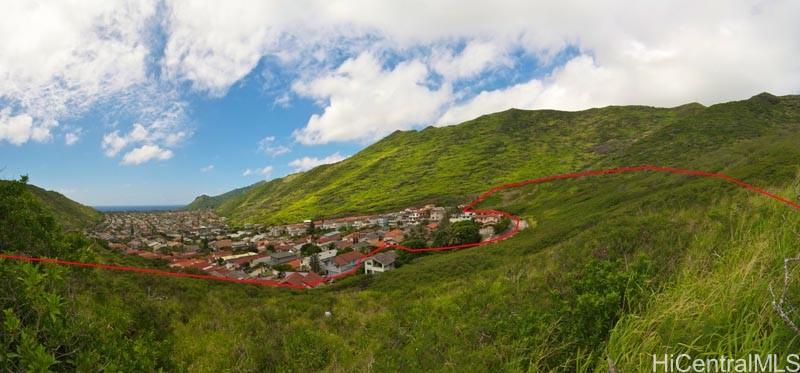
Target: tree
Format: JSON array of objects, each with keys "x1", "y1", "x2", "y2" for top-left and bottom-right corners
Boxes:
[
  {"x1": 493, "y1": 217, "x2": 511, "y2": 234},
  {"x1": 431, "y1": 229, "x2": 451, "y2": 247},
  {"x1": 450, "y1": 220, "x2": 481, "y2": 245},
  {"x1": 400, "y1": 239, "x2": 427, "y2": 249},
  {"x1": 300, "y1": 243, "x2": 321, "y2": 257},
  {"x1": 0, "y1": 176, "x2": 62, "y2": 257},
  {"x1": 306, "y1": 221, "x2": 315, "y2": 235},
  {"x1": 431, "y1": 220, "x2": 481, "y2": 247},
  {"x1": 396, "y1": 240, "x2": 428, "y2": 267},
  {"x1": 310, "y1": 254, "x2": 322, "y2": 274}
]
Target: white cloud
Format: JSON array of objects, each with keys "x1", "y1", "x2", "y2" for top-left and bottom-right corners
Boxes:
[
  {"x1": 0, "y1": 109, "x2": 34, "y2": 145},
  {"x1": 243, "y1": 166, "x2": 273, "y2": 177},
  {"x1": 289, "y1": 152, "x2": 348, "y2": 172},
  {"x1": 100, "y1": 102, "x2": 189, "y2": 162},
  {"x1": 437, "y1": 78, "x2": 545, "y2": 125},
  {"x1": 430, "y1": 41, "x2": 512, "y2": 81},
  {"x1": 121, "y1": 144, "x2": 174, "y2": 165},
  {"x1": 101, "y1": 131, "x2": 129, "y2": 157},
  {"x1": 257, "y1": 136, "x2": 291, "y2": 156},
  {"x1": 0, "y1": 0, "x2": 158, "y2": 135},
  {"x1": 158, "y1": 0, "x2": 800, "y2": 138},
  {"x1": 0, "y1": 108, "x2": 57, "y2": 145},
  {"x1": 200, "y1": 164, "x2": 214, "y2": 172},
  {"x1": 292, "y1": 53, "x2": 452, "y2": 144},
  {"x1": 3, "y1": 0, "x2": 800, "y2": 157},
  {"x1": 65, "y1": 131, "x2": 80, "y2": 146},
  {"x1": 161, "y1": 1, "x2": 313, "y2": 96}
]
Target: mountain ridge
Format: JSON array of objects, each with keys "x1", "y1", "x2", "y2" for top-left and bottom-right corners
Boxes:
[{"x1": 200, "y1": 93, "x2": 799, "y2": 225}]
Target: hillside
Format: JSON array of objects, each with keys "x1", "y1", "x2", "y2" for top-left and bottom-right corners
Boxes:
[
  {"x1": 5, "y1": 93, "x2": 800, "y2": 371},
  {"x1": 213, "y1": 93, "x2": 799, "y2": 226},
  {"x1": 184, "y1": 181, "x2": 263, "y2": 210},
  {"x1": 0, "y1": 179, "x2": 101, "y2": 230}
]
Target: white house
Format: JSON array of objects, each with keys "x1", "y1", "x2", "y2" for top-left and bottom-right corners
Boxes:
[
  {"x1": 364, "y1": 251, "x2": 398, "y2": 274},
  {"x1": 301, "y1": 249, "x2": 338, "y2": 270}
]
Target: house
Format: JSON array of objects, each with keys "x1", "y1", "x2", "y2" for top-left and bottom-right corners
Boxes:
[
  {"x1": 474, "y1": 214, "x2": 500, "y2": 225},
  {"x1": 169, "y1": 258, "x2": 210, "y2": 270},
  {"x1": 333, "y1": 240, "x2": 351, "y2": 250},
  {"x1": 363, "y1": 231, "x2": 383, "y2": 246},
  {"x1": 318, "y1": 231, "x2": 341, "y2": 244},
  {"x1": 301, "y1": 249, "x2": 338, "y2": 270},
  {"x1": 286, "y1": 224, "x2": 307, "y2": 237},
  {"x1": 230, "y1": 253, "x2": 270, "y2": 269},
  {"x1": 220, "y1": 252, "x2": 257, "y2": 262},
  {"x1": 268, "y1": 251, "x2": 299, "y2": 266},
  {"x1": 231, "y1": 241, "x2": 250, "y2": 251},
  {"x1": 251, "y1": 253, "x2": 273, "y2": 267},
  {"x1": 212, "y1": 239, "x2": 232, "y2": 251},
  {"x1": 268, "y1": 226, "x2": 285, "y2": 237},
  {"x1": 364, "y1": 251, "x2": 398, "y2": 274},
  {"x1": 326, "y1": 251, "x2": 362, "y2": 275},
  {"x1": 342, "y1": 232, "x2": 359, "y2": 244},
  {"x1": 353, "y1": 241, "x2": 374, "y2": 253},
  {"x1": 479, "y1": 226, "x2": 494, "y2": 239},
  {"x1": 281, "y1": 272, "x2": 325, "y2": 288},
  {"x1": 449, "y1": 212, "x2": 474, "y2": 223},
  {"x1": 383, "y1": 229, "x2": 405, "y2": 244},
  {"x1": 286, "y1": 259, "x2": 302, "y2": 270}
]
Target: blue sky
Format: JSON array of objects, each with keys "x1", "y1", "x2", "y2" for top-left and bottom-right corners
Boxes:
[{"x1": 1, "y1": 1, "x2": 798, "y2": 206}]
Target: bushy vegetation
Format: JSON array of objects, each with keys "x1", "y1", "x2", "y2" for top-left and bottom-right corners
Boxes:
[
  {"x1": 0, "y1": 179, "x2": 101, "y2": 231},
  {"x1": 4, "y1": 93, "x2": 800, "y2": 371}
]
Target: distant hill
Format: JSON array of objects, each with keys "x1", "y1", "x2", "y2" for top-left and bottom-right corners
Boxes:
[
  {"x1": 205, "y1": 92, "x2": 800, "y2": 225},
  {"x1": 9, "y1": 92, "x2": 800, "y2": 371},
  {"x1": 184, "y1": 181, "x2": 264, "y2": 211},
  {"x1": 0, "y1": 180, "x2": 102, "y2": 230}
]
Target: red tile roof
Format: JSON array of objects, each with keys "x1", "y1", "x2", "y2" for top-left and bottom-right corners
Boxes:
[
  {"x1": 281, "y1": 272, "x2": 326, "y2": 288},
  {"x1": 287, "y1": 259, "x2": 302, "y2": 269},
  {"x1": 333, "y1": 251, "x2": 362, "y2": 266}
]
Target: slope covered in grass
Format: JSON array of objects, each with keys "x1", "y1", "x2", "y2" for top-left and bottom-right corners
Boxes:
[
  {"x1": 5, "y1": 93, "x2": 800, "y2": 371},
  {"x1": 0, "y1": 180, "x2": 101, "y2": 230},
  {"x1": 184, "y1": 181, "x2": 263, "y2": 210},
  {"x1": 213, "y1": 93, "x2": 800, "y2": 226}
]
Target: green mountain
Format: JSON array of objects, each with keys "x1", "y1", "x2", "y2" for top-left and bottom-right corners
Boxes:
[
  {"x1": 213, "y1": 92, "x2": 798, "y2": 226},
  {"x1": 184, "y1": 181, "x2": 264, "y2": 210},
  {"x1": 6, "y1": 93, "x2": 800, "y2": 371},
  {"x1": 0, "y1": 179, "x2": 101, "y2": 230}
]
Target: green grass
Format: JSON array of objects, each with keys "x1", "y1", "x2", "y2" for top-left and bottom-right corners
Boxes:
[
  {"x1": 0, "y1": 180, "x2": 102, "y2": 230},
  {"x1": 212, "y1": 93, "x2": 800, "y2": 226},
  {"x1": 184, "y1": 181, "x2": 263, "y2": 210},
  {"x1": 6, "y1": 93, "x2": 800, "y2": 371}
]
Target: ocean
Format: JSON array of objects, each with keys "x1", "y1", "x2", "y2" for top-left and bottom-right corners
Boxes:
[{"x1": 93, "y1": 205, "x2": 186, "y2": 213}]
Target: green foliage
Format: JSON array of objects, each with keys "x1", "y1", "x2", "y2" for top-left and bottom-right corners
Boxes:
[
  {"x1": 493, "y1": 217, "x2": 511, "y2": 234},
  {"x1": 0, "y1": 177, "x2": 64, "y2": 257},
  {"x1": 184, "y1": 181, "x2": 263, "y2": 210},
  {"x1": 5, "y1": 179, "x2": 102, "y2": 231},
  {"x1": 3, "y1": 94, "x2": 800, "y2": 371},
  {"x1": 554, "y1": 256, "x2": 653, "y2": 351},
  {"x1": 432, "y1": 220, "x2": 482, "y2": 246},
  {"x1": 300, "y1": 243, "x2": 321, "y2": 256},
  {"x1": 396, "y1": 241, "x2": 428, "y2": 267}
]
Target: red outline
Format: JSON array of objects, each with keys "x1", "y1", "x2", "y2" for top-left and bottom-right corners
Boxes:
[{"x1": 2, "y1": 165, "x2": 799, "y2": 289}]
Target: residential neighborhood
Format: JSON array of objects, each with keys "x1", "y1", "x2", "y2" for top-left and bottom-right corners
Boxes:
[{"x1": 89, "y1": 204, "x2": 516, "y2": 288}]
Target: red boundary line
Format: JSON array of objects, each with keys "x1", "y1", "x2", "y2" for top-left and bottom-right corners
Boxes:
[{"x1": 2, "y1": 164, "x2": 799, "y2": 289}]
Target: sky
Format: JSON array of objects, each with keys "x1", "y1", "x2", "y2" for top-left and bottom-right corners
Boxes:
[{"x1": 1, "y1": 0, "x2": 799, "y2": 206}]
